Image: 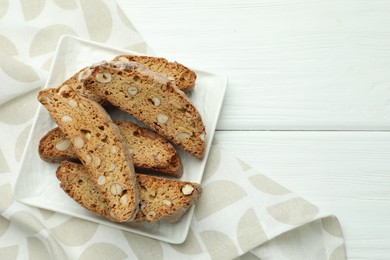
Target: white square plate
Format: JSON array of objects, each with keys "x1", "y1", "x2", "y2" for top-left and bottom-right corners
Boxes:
[{"x1": 13, "y1": 35, "x2": 227, "y2": 244}]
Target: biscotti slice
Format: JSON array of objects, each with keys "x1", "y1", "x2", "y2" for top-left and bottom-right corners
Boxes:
[
  {"x1": 83, "y1": 63, "x2": 206, "y2": 158},
  {"x1": 135, "y1": 169, "x2": 201, "y2": 223},
  {"x1": 39, "y1": 120, "x2": 183, "y2": 177},
  {"x1": 61, "y1": 67, "x2": 104, "y2": 103},
  {"x1": 116, "y1": 120, "x2": 182, "y2": 177},
  {"x1": 38, "y1": 127, "x2": 78, "y2": 163},
  {"x1": 38, "y1": 85, "x2": 139, "y2": 222},
  {"x1": 56, "y1": 161, "x2": 202, "y2": 223},
  {"x1": 56, "y1": 161, "x2": 117, "y2": 222},
  {"x1": 58, "y1": 54, "x2": 196, "y2": 104},
  {"x1": 58, "y1": 61, "x2": 140, "y2": 104},
  {"x1": 113, "y1": 55, "x2": 197, "y2": 91}
]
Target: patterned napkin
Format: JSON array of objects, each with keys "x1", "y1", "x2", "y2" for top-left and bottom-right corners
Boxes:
[{"x1": 0, "y1": 1, "x2": 346, "y2": 259}]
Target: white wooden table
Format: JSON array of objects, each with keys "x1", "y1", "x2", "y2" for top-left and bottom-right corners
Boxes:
[{"x1": 118, "y1": 1, "x2": 390, "y2": 258}]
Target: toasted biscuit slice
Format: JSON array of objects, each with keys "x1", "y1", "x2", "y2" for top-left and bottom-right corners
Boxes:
[
  {"x1": 38, "y1": 86, "x2": 139, "y2": 222},
  {"x1": 56, "y1": 161, "x2": 202, "y2": 223},
  {"x1": 113, "y1": 55, "x2": 196, "y2": 91},
  {"x1": 59, "y1": 55, "x2": 196, "y2": 103},
  {"x1": 39, "y1": 120, "x2": 183, "y2": 177},
  {"x1": 83, "y1": 63, "x2": 206, "y2": 158}
]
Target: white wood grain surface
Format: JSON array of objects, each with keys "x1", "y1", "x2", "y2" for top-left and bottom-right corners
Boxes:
[
  {"x1": 117, "y1": 0, "x2": 390, "y2": 259},
  {"x1": 119, "y1": 0, "x2": 390, "y2": 130}
]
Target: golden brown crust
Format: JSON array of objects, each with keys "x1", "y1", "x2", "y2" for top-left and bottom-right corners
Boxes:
[
  {"x1": 116, "y1": 120, "x2": 183, "y2": 177},
  {"x1": 38, "y1": 86, "x2": 139, "y2": 222},
  {"x1": 83, "y1": 64, "x2": 206, "y2": 158},
  {"x1": 56, "y1": 162, "x2": 115, "y2": 221},
  {"x1": 58, "y1": 55, "x2": 196, "y2": 104},
  {"x1": 39, "y1": 120, "x2": 183, "y2": 177},
  {"x1": 38, "y1": 128, "x2": 77, "y2": 163},
  {"x1": 56, "y1": 161, "x2": 201, "y2": 223},
  {"x1": 61, "y1": 66, "x2": 105, "y2": 103},
  {"x1": 113, "y1": 55, "x2": 197, "y2": 91}
]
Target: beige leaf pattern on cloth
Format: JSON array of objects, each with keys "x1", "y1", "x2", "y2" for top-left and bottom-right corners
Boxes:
[
  {"x1": 0, "y1": 150, "x2": 10, "y2": 173},
  {"x1": 267, "y1": 198, "x2": 319, "y2": 226},
  {"x1": 170, "y1": 228, "x2": 203, "y2": 255},
  {"x1": 200, "y1": 230, "x2": 239, "y2": 260},
  {"x1": 53, "y1": 0, "x2": 77, "y2": 10},
  {"x1": 202, "y1": 145, "x2": 221, "y2": 182},
  {"x1": 79, "y1": 243, "x2": 128, "y2": 260},
  {"x1": 0, "y1": 184, "x2": 14, "y2": 213},
  {"x1": 0, "y1": 34, "x2": 18, "y2": 56},
  {"x1": 20, "y1": 0, "x2": 46, "y2": 21},
  {"x1": 122, "y1": 231, "x2": 163, "y2": 260},
  {"x1": 0, "y1": 55, "x2": 39, "y2": 82},
  {"x1": 322, "y1": 216, "x2": 344, "y2": 238},
  {"x1": 237, "y1": 158, "x2": 252, "y2": 172},
  {"x1": 0, "y1": 216, "x2": 11, "y2": 237},
  {"x1": 47, "y1": 235, "x2": 68, "y2": 260},
  {"x1": 0, "y1": 245, "x2": 18, "y2": 260},
  {"x1": 10, "y1": 211, "x2": 45, "y2": 235},
  {"x1": 125, "y1": 42, "x2": 147, "y2": 55},
  {"x1": 27, "y1": 237, "x2": 51, "y2": 260},
  {"x1": 329, "y1": 245, "x2": 347, "y2": 260},
  {"x1": 80, "y1": 0, "x2": 112, "y2": 42},
  {"x1": 29, "y1": 25, "x2": 77, "y2": 57},
  {"x1": 0, "y1": 90, "x2": 38, "y2": 124},
  {"x1": 195, "y1": 180, "x2": 247, "y2": 221},
  {"x1": 0, "y1": 0, "x2": 9, "y2": 20},
  {"x1": 50, "y1": 217, "x2": 98, "y2": 246},
  {"x1": 38, "y1": 209, "x2": 55, "y2": 220},
  {"x1": 249, "y1": 174, "x2": 291, "y2": 195},
  {"x1": 238, "y1": 252, "x2": 262, "y2": 260},
  {"x1": 15, "y1": 125, "x2": 31, "y2": 162},
  {"x1": 237, "y1": 208, "x2": 268, "y2": 252}
]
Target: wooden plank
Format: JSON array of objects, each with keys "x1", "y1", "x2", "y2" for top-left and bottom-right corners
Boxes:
[
  {"x1": 118, "y1": 0, "x2": 390, "y2": 130},
  {"x1": 214, "y1": 130, "x2": 390, "y2": 259}
]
